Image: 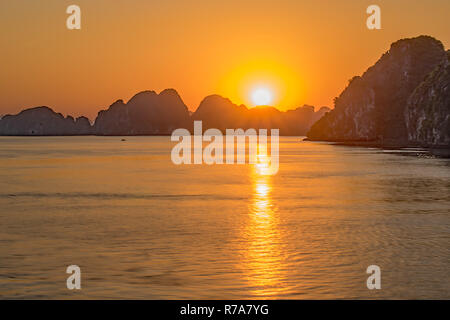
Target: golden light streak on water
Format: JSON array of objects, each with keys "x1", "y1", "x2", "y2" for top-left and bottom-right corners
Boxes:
[{"x1": 241, "y1": 161, "x2": 288, "y2": 298}]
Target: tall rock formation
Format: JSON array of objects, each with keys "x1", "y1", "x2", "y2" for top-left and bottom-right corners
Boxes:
[
  {"x1": 307, "y1": 36, "x2": 447, "y2": 145},
  {"x1": 191, "y1": 95, "x2": 248, "y2": 132},
  {"x1": 93, "y1": 89, "x2": 191, "y2": 135}
]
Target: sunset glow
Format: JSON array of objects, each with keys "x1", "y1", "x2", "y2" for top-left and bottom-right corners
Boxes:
[
  {"x1": 2, "y1": 1, "x2": 449, "y2": 119},
  {"x1": 251, "y1": 87, "x2": 273, "y2": 106}
]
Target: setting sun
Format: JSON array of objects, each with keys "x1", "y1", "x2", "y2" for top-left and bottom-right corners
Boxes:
[{"x1": 251, "y1": 87, "x2": 273, "y2": 106}]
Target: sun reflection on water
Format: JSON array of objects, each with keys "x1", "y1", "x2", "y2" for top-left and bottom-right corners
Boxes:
[
  {"x1": 254, "y1": 142, "x2": 272, "y2": 176},
  {"x1": 241, "y1": 159, "x2": 288, "y2": 298}
]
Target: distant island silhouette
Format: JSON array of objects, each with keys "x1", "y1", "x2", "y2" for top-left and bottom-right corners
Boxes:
[
  {"x1": 0, "y1": 89, "x2": 329, "y2": 137},
  {"x1": 0, "y1": 36, "x2": 448, "y2": 152}
]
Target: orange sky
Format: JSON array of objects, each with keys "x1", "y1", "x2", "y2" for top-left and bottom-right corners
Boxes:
[{"x1": 1, "y1": 0, "x2": 449, "y2": 119}]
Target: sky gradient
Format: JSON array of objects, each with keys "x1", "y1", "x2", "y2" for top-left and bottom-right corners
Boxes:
[{"x1": 1, "y1": 0, "x2": 449, "y2": 119}]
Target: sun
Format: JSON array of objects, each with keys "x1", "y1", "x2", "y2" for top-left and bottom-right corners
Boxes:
[{"x1": 251, "y1": 87, "x2": 273, "y2": 106}]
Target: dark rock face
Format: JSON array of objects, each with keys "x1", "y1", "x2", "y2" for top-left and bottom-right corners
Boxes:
[
  {"x1": 307, "y1": 36, "x2": 447, "y2": 145},
  {"x1": 282, "y1": 105, "x2": 330, "y2": 136},
  {"x1": 191, "y1": 95, "x2": 248, "y2": 132},
  {"x1": 405, "y1": 51, "x2": 450, "y2": 147},
  {"x1": 192, "y1": 95, "x2": 329, "y2": 135},
  {"x1": 0, "y1": 107, "x2": 92, "y2": 135},
  {"x1": 73, "y1": 116, "x2": 92, "y2": 134},
  {"x1": 93, "y1": 89, "x2": 191, "y2": 135}
]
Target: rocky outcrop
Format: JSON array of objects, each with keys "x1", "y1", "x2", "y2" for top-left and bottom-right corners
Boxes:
[
  {"x1": 191, "y1": 95, "x2": 248, "y2": 132},
  {"x1": 405, "y1": 50, "x2": 450, "y2": 147},
  {"x1": 0, "y1": 107, "x2": 92, "y2": 135},
  {"x1": 93, "y1": 89, "x2": 191, "y2": 135},
  {"x1": 282, "y1": 105, "x2": 330, "y2": 135},
  {"x1": 192, "y1": 94, "x2": 329, "y2": 135},
  {"x1": 307, "y1": 36, "x2": 448, "y2": 146}
]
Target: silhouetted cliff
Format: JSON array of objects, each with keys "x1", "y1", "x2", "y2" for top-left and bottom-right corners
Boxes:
[
  {"x1": 307, "y1": 36, "x2": 448, "y2": 147},
  {"x1": 0, "y1": 107, "x2": 92, "y2": 135},
  {"x1": 94, "y1": 89, "x2": 191, "y2": 135}
]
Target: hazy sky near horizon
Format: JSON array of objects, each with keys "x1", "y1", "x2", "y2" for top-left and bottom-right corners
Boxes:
[{"x1": 1, "y1": 0, "x2": 449, "y2": 119}]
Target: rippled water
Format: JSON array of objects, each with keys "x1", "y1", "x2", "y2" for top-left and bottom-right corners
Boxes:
[{"x1": 0, "y1": 136, "x2": 449, "y2": 299}]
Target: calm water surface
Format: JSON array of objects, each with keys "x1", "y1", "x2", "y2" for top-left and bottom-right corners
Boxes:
[{"x1": 0, "y1": 136, "x2": 449, "y2": 299}]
